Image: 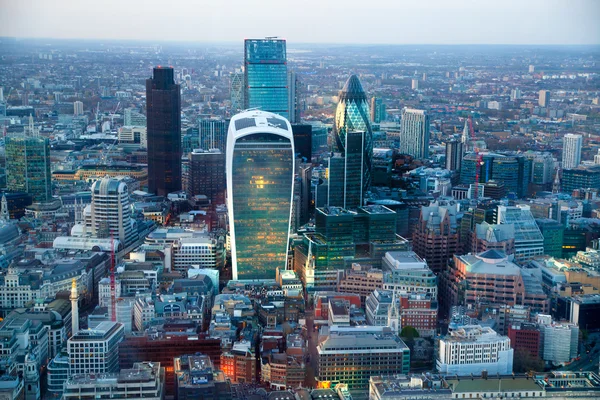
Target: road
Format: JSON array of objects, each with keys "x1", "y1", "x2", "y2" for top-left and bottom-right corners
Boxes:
[{"x1": 305, "y1": 308, "x2": 318, "y2": 388}]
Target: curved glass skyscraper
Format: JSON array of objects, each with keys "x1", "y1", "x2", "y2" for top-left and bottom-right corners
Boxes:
[
  {"x1": 332, "y1": 75, "x2": 373, "y2": 201},
  {"x1": 227, "y1": 110, "x2": 295, "y2": 280}
]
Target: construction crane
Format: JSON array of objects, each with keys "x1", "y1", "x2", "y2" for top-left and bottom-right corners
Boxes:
[
  {"x1": 94, "y1": 102, "x2": 101, "y2": 132},
  {"x1": 110, "y1": 233, "x2": 116, "y2": 322},
  {"x1": 469, "y1": 115, "x2": 483, "y2": 200},
  {"x1": 109, "y1": 101, "x2": 121, "y2": 125}
]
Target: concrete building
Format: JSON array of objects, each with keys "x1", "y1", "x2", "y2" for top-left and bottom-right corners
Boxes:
[
  {"x1": 412, "y1": 201, "x2": 460, "y2": 274},
  {"x1": 381, "y1": 251, "x2": 437, "y2": 298},
  {"x1": 437, "y1": 325, "x2": 513, "y2": 375},
  {"x1": 62, "y1": 362, "x2": 165, "y2": 400},
  {"x1": 337, "y1": 264, "x2": 383, "y2": 306},
  {"x1": 67, "y1": 321, "x2": 124, "y2": 375},
  {"x1": 539, "y1": 90, "x2": 551, "y2": 107},
  {"x1": 174, "y1": 353, "x2": 231, "y2": 400},
  {"x1": 537, "y1": 315, "x2": 579, "y2": 364},
  {"x1": 118, "y1": 126, "x2": 147, "y2": 148},
  {"x1": 562, "y1": 134, "x2": 582, "y2": 170},
  {"x1": 471, "y1": 222, "x2": 515, "y2": 255},
  {"x1": 317, "y1": 325, "x2": 410, "y2": 390},
  {"x1": 399, "y1": 108, "x2": 429, "y2": 159}
]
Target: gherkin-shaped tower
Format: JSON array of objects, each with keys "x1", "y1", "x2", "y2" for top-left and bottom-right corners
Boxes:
[{"x1": 332, "y1": 75, "x2": 373, "y2": 199}]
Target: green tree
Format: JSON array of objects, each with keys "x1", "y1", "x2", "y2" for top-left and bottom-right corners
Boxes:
[
  {"x1": 400, "y1": 326, "x2": 420, "y2": 341},
  {"x1": 513, "y1": 349, "x2": 544, "y2": 373}
]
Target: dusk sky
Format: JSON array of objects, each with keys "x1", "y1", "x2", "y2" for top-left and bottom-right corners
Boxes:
[{"x1": 1, "y1": 0, "x2": 599, "y2": 45}]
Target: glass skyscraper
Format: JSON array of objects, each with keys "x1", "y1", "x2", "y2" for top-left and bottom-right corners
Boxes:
[
  {"x1": 332, "y1": 75, "x2": 373, "y2": 203},
  {"x1": 227, "y1": 110, "x2": 295, "y2": 280},
  {"x1": 5, "y1": 135, "x2": 51, "y2": 202},
  {"x1": 244, "y1": 38, "x2": 288, "y2": 118},
  {"x1": 146, "y1": 66, "x2": 181, "y2": 196}
]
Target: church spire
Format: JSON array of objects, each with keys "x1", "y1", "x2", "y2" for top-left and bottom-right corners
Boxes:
[
  {"x1": 552, "y1": 168, "x2": 561, "y2": 194},
  {"x1": 387, "y1": 291, "x2": 400, "y2": 335},
  {"x1": 1, "y1": 194, "x2": 9, "y2": 222}
]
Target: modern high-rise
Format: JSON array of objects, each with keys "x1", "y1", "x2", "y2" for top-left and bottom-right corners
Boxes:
[
  {"x1": 287, "y1": 70, "x2": 301, "y2": 123},
  {"x1": 370, "y1": 97, "x2": 385, "y2": 123},
  {"x1": 445, "y1": 140, "x2": 463, "y2": 171},
  {"x1": 244, "y1": 38, "x2": 288, "y2": 118},
  {"x1": 199, "y1": 118, "x2": 229, "y2": 152},
  {"x1": 399, "y1": 108, "x2": 430, "y2": 159},
  {"x1": 86, "y1": 177, "x2": 138, "y2": 247},
  {"x1": 5, "y1": 135, "x2": 52, "y2": 202},
  {"x1": 187, "y1": 149, "x2": 226, "y2": 206},
  {"x1": 73, "y1": 101, "x2": 83, "y2": 116},
  {"x1": 229, "y1": 71, "x2": 244, "y2": 113},
  {"x1": 539, "y1": 90, "x2": 551, "y2": 107},
  {"x1": 146, "y1": 66, "x2": 182, "y2": 196},
  {"x1": 332, "y1": 75, "x2": 373, "y2": 199},
  {"x1": 328, "y1": 130, "x2": 367, "y2": 209},
  {"x1": 291, "y1": 124, "x2": 312, "y2": 161},
  {"x1": 562, "y1": 133, "x2": 582, "y2": 170},
  {"x1": 497, "y1": 205, "x2": 544, "y2": 262},
  {"x1": 227, "y1": 110, "x2": 295, "y2": 280}
]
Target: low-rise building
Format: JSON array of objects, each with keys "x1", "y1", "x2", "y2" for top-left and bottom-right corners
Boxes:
[
  {"x1": 381, "y1": 252, "x2": 437, "y2": 298},
  {"x1": 174, "y1": 353, "x2": 231, "y2": 400},
  {"x1": 337, "y1": 264, "x2": 383, "y2": 306}
]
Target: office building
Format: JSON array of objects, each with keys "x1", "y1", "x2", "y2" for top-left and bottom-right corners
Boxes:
[
  {"x1": 332, "y1": 75, "x2": 373, "y2": 198},
  {"x1": 220, "y1": 340, "x2": 257, "y2": 384},
  {"x1": 510, "y1": 88, "x2": 522, "y2": 101},
  {"x1": 412, "y1": 201, "x2": 460, "y2": 274},
  {"x1": 187, "y1": 149, "x2": 226, "y2": 206},
  {"x1": 370, "y1": 97, "x2": 386, "y2": 123},
  {"x1": 73, "y1": 100, "x2": 83, "y2": 116},
  {"x1": 328, "y1": 130, "x2": 367, "y2": 209},
  {"x1": 118, "y1": 126, "x2": 147, "y2": 147},
  {"x1": 67, "y1": 321, "x2": 124, "y2": 375},
  {"x1": 538, "y1": 90, "x2": 551, "y2": 107},
  {"x1": 399, "y1": 108, "x2": 429, "y2": 159},
  {"x1": 337, "y1": 264, "x2": 383, "y2": 306},
  {"x1": 471, "y1": 222, "x2": 515, "y2": 255},
  {"x1": 562, "y1": 134, "x2": 582, "y2": 170},
  {"x1": 507, "y1": 323, "x2": 541, "y2": 359},
  {"x1": 411, "y1": 79, "x2": 419, "y2": 90},
  {"x1": 5, "y1": 135, "x2": 51, "y2": 202},
  {"x1": 447, "y1": 250, "x2": 548, "y2": 314},
  {"x1": 124, "y1": 107, "x2": 146, "y2": 126},
  {"x1": 244, "y1": 38, "x2": 288, "y2": 118},
  {"x1": 86, "y1": 177, "x2": 137, "y2": 247},
  {"x1": 227, "y1": 110, "x2": 294, "y2": 280},
  {"x1": 229, "y1": 71, "x2": 244, "y2": 113},
  {"x1": 445, "y1": 140, "x2": 463, "y2": 172},
  {"x1": 199, "y1": 118, "x2": 229, "y2": 152},
  {"x1": 536, "y1": 218, "x2": 564, "y2": 258},
  {"x1": 62, "y1": 362, "x2": 164, "y2": 400},
  {"x1": 562, "y1": 164, "x2": 600, "y2": 193},
  {"x1": 497, "y1": 205, "x2": 544, "y2": 262},
  {"x1": 146, "y1": 66, "x2": 182, "y2": 196},
  {"x1": 291, "y1": 124, "x2": 312, "y2": 161},
  {"x1": 174, "y1": 353, "x2": 231, "y2": 400},
  {"x1": 539, "y1": 318, "x2": 579, "y2": 364},
  {"x1": 287, "y1": 70, "x2": 301, "y2": 123},
  {"x1": 317, "y1": 325, "x2": 410, "y2": 390},
  {"x1": 437, "y1": 325, "x2": 513, "y2": 375},
  {"x1": 381, "y1": 251, "x2": 438, "y2": 298}
]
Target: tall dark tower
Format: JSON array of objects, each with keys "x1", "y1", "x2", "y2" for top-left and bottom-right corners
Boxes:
[{"x1": 146, "y1": 67, "x2": 181, "y2": 196}]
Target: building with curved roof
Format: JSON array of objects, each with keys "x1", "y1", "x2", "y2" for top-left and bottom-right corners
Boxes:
[
  {"x1": 226, "y1": 110, "x2": 294, "y2": 280},
  {"x1": 332, "y1": 75, "x2": 373, "y2": 203}
]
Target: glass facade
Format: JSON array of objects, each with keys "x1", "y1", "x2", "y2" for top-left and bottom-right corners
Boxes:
[
  {"x1": 5, "y1": 136, "x2": 51, "y2": 202},
  {"x1": 244, "y1": 39, "x2": 288, "y2": 118},
  {"x1": 230, "y1": 133, "x2": 293, "y2": 279},
  {"x1": 333, "y1": 75, "x2": 373, "y2": 200}
]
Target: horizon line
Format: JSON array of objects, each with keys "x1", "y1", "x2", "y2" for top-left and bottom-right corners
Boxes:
[{"x1": 1, "y1": 36, "x2": 599, "y2": 47}]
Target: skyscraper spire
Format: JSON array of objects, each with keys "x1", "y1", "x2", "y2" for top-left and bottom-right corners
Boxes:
[
  {"x1": 70, "y1": 278, "x2": 79, "y2": 336},
  {"x1": 462, "y1": 119, "x2": 469, "y2": 151},
  {"x1": 388, "y1": 291, "x2": 400, "y2": 335},
  {"x1": 552, "y1": 168, "x2": 561, "y2": 194}
]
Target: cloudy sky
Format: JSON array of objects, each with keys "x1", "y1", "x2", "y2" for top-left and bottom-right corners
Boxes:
[{"x1": 1, "y1": 0, "x2": 599, "y2": 45}]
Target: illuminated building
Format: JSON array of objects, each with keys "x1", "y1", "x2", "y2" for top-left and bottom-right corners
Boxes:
[
  {"x1": 227, "y1": 110, "x2": 295, "y2": 280},
  {"x1": 220, "y1": 340, "x2": 256, "y2": 384},
  {"x1": 316, "y1": 325, "x2": 410, "y2": 390}
]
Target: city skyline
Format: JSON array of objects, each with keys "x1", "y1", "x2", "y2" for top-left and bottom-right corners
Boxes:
[{"x1": 1, "y1": 0, "x2": 599, "y2": 45}]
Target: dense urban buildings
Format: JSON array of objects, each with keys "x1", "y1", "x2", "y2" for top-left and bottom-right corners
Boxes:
[
  {"x1": 146, "y1": 66, "x2": 182, "y2": 196},
  {"x1": 227, "y1": 110, "x2": 294, "y2": 280}
]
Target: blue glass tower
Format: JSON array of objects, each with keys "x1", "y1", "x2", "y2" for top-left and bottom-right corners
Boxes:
[
  {"x1": 244, "y1": 38, "x2": 288, "y2": 118},
  {"x1": 227, "y1": 110, "x2": 295, "y2": 280},
  {"x1": 332, "y1": 75, "x2": 373, "y2": 202}
]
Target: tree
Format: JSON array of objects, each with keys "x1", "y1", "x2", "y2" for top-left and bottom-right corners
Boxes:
[{"x1": 400, "y1": 326, "x2": 420, "y2": 341}]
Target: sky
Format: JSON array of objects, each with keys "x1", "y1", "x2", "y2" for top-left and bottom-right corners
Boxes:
[{"x1": 1, "y1": 0, "x2": 599, "y2": 45}]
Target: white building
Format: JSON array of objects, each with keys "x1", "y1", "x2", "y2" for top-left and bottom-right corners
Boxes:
[
  {"x1": 172, "y1": 236, "x2": 219, "y2": 273},
  {"x1": 133, "y1": 295, "x2": 156, "y2": 332},
  {"x1": 538, "y1": 315, "x2": 579, "y2": 364},
  {"x1": 62, "y1": 362, "x2": 164, "y2": 400},
  {"x1": 85, "y1": 177, "x2": 138, "y2": 247},
  {"x1": 67, "y1": 321, "x2": 124, "y2": 375},
  {"x1": 381, "y1": 251, "x2": 438, "y2": 298},
  {"x1": 73, "y1": 101, "x2": 83, "y2": 116},
  {"x1": 98, "y1": 277, "x2": 122, "y2": 308},
  {"x1": 118, "y1": 126, "x2": 147, "y2": 148},
  {"x1": 562, "y1": 134, "x2": 583, "y2": 170},
  {"x1": 437, "y1": 325, "x2": 513, "y2": 376},
  {"x1": 399, "y1": 108, "x2": 429, "y2": 159}
]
